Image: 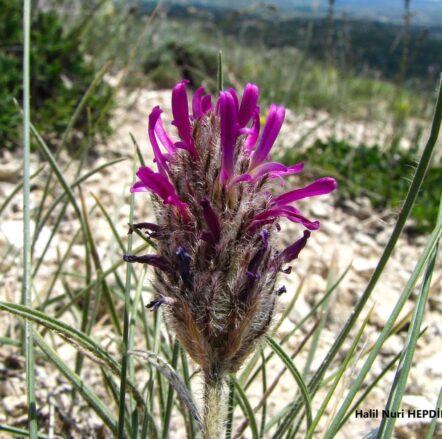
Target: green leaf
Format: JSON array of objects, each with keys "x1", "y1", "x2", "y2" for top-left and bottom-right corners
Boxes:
[
  {"x1": 0, "y1": 302, "x2": 144, "y2": 409},
  {"x1": 232, "y1": 378, "x2": 259, "y2": 439},
  {"x1": 266, "y1": 336, "x2": 313, "y2": 432},
  {"x1": 130, "y1": 349, "x2": 202, "y2": 427},
  {"x1": 33, "y1": 331, "x2": 118, "y2": 434},
  {"x1": 379, "y1": 196, "x2": 441, "y2": 437}
]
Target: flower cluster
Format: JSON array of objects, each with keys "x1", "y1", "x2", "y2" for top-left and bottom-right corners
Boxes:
[{"x1": 125, "y1": 80, "x2": 336, "y2": 381}]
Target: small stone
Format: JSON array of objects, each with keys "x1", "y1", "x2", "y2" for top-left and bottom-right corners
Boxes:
[
  {"x1": 310, "y1": 201, "x2": 329, "y2": 218},
  {"x1": 381, "y1": 334, "x2": 403, "y2": 355},
  {"x1": 403, "y1": 395, "x2": 433, "y2": 408},
  {"x1": 3, "y1": 395, "x2": 26, "y2": 417},
  {"x1": 0, "y1": 164, "x2": 20, "y2": 182},
  {"x1": 353, "y1": 257, "x2": 378, "y2": 276}
]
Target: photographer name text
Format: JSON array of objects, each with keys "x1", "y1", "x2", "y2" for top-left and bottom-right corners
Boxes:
[{"x1": 355, "y1": 409, "x2": 442, "y2": 419}]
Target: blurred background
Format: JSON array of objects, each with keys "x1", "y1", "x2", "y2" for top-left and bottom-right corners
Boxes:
[{"x1": 1, "y1": 1, "x2": 442, "y2": 438}]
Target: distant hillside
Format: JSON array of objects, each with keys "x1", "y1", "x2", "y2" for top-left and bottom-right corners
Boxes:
[
  {"x1": 140, "y1": 1, "x2": 442, "y2": 86},
  {"x1": 157, "y1": 0, "x2": 442, "y2": 26}
]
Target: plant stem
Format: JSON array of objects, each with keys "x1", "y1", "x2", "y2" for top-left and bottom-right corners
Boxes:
[
  {"x1": 23, "y1": 0, "x2": 38, "y2": 437},
  {"x1": 203, "y1": 374, "x2": 226, "y2": 439}
]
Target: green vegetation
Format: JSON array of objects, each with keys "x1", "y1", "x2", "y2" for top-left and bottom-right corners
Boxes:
[
  {"x1": 0, "y1": 0, "x2": 113, "y2": 150},
  {"x1": 281, "y1": 139, "x2": 442, "y2": 233}
]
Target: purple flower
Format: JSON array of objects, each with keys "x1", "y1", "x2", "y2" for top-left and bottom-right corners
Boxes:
[
  {"x1": 172, "y1": 80, "x2": 198, "y2": 159},
  {"x1": 249, "y1": 104, "x2": 285, "y2": 169},
  {"x1": 238, "y1": 83, "x2": 259, "y2": 129},
  {"x1": 192, "y1": 87, "x2": 213, "y2": 119},
  {"x1": 148, "y1": 106, "x2": 171, "y2": 177},
  {"x1": 272, "y1": 230, "x2": 311, "y2": 270},
  {"x1": 126, "y1": 80, "x2": 336, "y2": 377},
  {"x1": 219, "y1": 91, "x2": 238, "y2": 184},
  {"x1": 272, "y1": 177, "x2": 337, "y2": 206},
  {"x1": 131, "y1": 166, "x2": 189, "y2": 220}
]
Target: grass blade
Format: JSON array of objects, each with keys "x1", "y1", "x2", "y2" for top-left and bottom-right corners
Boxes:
[
  {"x1": 235, "y1": 319, "x2": 321, "y2": 438},
  {"x1": 306, "y1": 306, "x2": 373, "y2": 437},
  {"x1": 161, "y1": 340, "x2": 180, "y2": 439},
  {"x1": 379, "y1": 200, "x2": 441, "y2": 437},
  {"x1": 338, "y1": 330, "x2": 427, "y2": 430},
  {"x1": 0, "y1": 301, "x2": 144, "y2": 408},
  {"x1": 33, "y1": 330, "x2": 118, "y2": 434},
  {"x1": 324, "y1": 206, "x2": 442, "y2": 438},
  {"x1": 180, "y1": 345, "x2": 197, "y2": 439},
  {"x1": 130, "y1": 349, "x2": 202, "y2": 428},
  {"x1": 0, "y1": 166, "x2": 44, "y2": 218},
  {"x1": 259, "y1": 350, "x2": 267, "y2": 439},
  {"x1": 425, "y1": 387, "x2": 442, "y2": 439},
  {"x1": 232, "y1": 378, "x2": 259, "y2": 439},
  {"x1": 0, "y1": 424, "x2": 52, "y2": 439},
  {"x1": 217, "y1": 50, "x2": 224, "y2": 92},
  {"x1": 276, "y1": 76, "x2": 442, "y2": 437},
  {"x1": 118, "y1": 156, "x2": 137, "y2": 439},
  {"x1": 266, "y1": 336, "x2": 313, "y2": 432},
  {"x1": 22, "y1": 0, "x2": 37, "y2": 436}
]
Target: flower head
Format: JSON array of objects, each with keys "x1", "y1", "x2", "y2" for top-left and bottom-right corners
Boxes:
[{"x1": 127, "y1": 81, "x2": 336, "y2": 378}]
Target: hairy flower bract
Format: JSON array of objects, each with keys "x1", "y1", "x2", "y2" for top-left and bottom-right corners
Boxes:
[{"x1": 125, "y1": 80, "x2": 337, "y2": 381}]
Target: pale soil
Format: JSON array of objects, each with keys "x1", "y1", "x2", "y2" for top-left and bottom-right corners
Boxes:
[{"x1": 0, "y1": 89, "x2": 441, "y2": 438}]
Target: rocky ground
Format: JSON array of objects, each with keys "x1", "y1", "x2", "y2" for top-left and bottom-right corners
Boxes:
[{"x1": 0, "y1": 89, "x2": 441, "y2": 438}]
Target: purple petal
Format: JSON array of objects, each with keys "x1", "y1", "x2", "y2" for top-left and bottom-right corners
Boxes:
[
  {"x1": 249, "y1": 104, "x2": 285, "y2": 169},
  {"x1": 201, "y1": 95, "x2": 213, "y2": 113},
  {"x1": 133, "y1": 166, "x2": 189, "y2": 219},
  {"x1": 171, "y1": 80, "x2": 198, "y2": 159},
  {"x1": 238, "y1": 83, "x2": 259, "y2": 129},
  {"x1": 276, "y1": 286, "x2": 287, "y2": 295},
  {"x1": 131, "y1": 181, "x2": 149, "y2": 192},
  {"x1": 219, "y1": 91, "x2": 238, "y2": 184},
  {"x1": 276, "y1": 230, "x2": 311, "y2": 265},
  {"x1": 250, "y1": 206, "x2": 320, "y2": 231},
  {"x1": 146, "y1": 296, "x2": 169, "y2": 311},
  {"x1": 192, "y1": 87, "x2": 205, "y2": 119},
  {"x1": 247, "y1": 229, "x2": 269, "y2": 276},
  {"x1": 154, "y1": 117, "x2": 175, "y2": 155},
  {"x1": 229, "y1": 173, "x2": 253, "y2": 186},
  {"x1": 176, "y1": 246, "x2": 192, "y2": 286},
  {"x1": 245, "y1": 107, "x2": 260, "y2": 153},
  {"x1": 200, "y1": 197, "x2": 221, "y2": 243},
  {"x1": 250, "y1": 161, "x2": 304, "y2": 181},
  {"x1": 128, "y1": 222, "x2": 160, "y2": 237},
  {"x1": 228, "y1": 88, "x2": 239, "y2": 113},
  {"x1": 123, "y1": 254, "x2": 170, "y2": 271},
  {"x1": 272, "y1": 177, "x2": 337, "y2": 206},
  {"x1": 148, "y1": 107, "x2": 169, "y2": 176}
]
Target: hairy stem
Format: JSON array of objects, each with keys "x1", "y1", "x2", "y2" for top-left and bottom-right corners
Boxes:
[{"x1": 203, "y1": 374, "x2": 226, "y2": 439}]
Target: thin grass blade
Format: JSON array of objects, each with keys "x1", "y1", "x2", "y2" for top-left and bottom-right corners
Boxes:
[
  {"x1": 275, "y1": 76, "x2": 442, "y2": 438},
  {"x1": 379, "y1": 199, "x2": 441, "y2": 437},
  {"x1": 266, "y1": 336, "x2": 313, "y2": 432},
  {"x1": 324, "y1": 206, "x2": 442, "y2": 439},
  {"x1": 33, "y1": 330, "x2": 118, "y2": 434},
  {"x1": 22, "y1": 0, "x2": 37, "y2": 436},
  {"x1": 232, "y1": 377, "x2": 259, "y2": 439}
]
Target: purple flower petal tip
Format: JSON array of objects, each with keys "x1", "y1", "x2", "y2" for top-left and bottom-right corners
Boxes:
[
  {"x1": 238, "y1": 83, "x2": 259, "y2": 128},
  {"x1": 219, "y1": 91, "x2": 238, "y2": 184},
  {"x1": 272, "y1": 176, "x2": 337, "y2": 207},
  {"x1": 249, "y1": 104, "x2": 286, "y2": 169},
  {"x1": 274, "y1": 230, "x2": 311, "y2": 267},
  {"x1": 172, "y1": 80, "x2": 198, "y2": 159}
]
